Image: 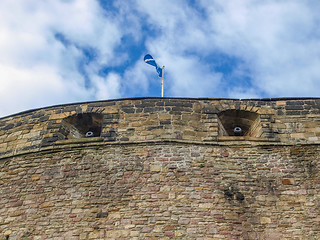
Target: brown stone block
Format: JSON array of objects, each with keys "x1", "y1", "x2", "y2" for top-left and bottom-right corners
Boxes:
[
  {"x1": 150, "y1": 164, "x2": 162, "y2": 172},
  {"x1": 108, "y1": 212, "x2": 121, "y2": 219},
  {"x1": 291, "y1": 133, "x2": 305, "y2": 138},
  {"x1": 9, "y1": 210, "x2": 23, "y2": 217},
  {"x1": 196, "y1": 132, "x2": 208, "y2": 138},
  {"x1": 40, "y1": 202, "x2": 54, "y2": 208},
  {"x1": 182, "y1": 114, "x2": 200, "y2": 121},
  {"x1": 10, "y1": 200, "x2": 23, "y2": 207},
  {"x1": 281, "y1": 178, "x2": 295, "y2": 185},
  {"x1": 258, "y1": 109, "x2": 275, "y2": 114},
  {"x1": 276, "y1": 101, "x2": 287, "y2": 106},
  {"x1": 31, "y1": 174, "x2": 40, "y2": 181},
  {"x1": 141, "y1": 226, "x2": 153, "y2": 233},
  {"x1": 163, "y1": 225, "x2": 175, "y2": 231},
  {"x1": 72, "y1": 208, "x2": 84, "y2": 214},
  {"x1": 49, "y1": 112, "x2": 70, "y2": 120},
  {"x1": 295, "y1": 196, "x2": 307, "y2": 203},
  {"x1": 142, "y1": 120, "x2": 158, "y2": 126},
  {"x1": 260, "y1": 217, "x2": 271, "y2": 224},
  {"x1": 175, "y1": 230, "x2": 184, "y2": 237},
  {"x1": 178, "y1": 218, "x2": 190, "y2": 225},
  {"x1": 183, "y1": 130, "x2": 196, "y2": 136},
  {"x1": 0, "y1": 143, "x2": 7, "y2": 152},
  {"x1": 102, "y1": 106, "x2": 118, "y2": 114}
]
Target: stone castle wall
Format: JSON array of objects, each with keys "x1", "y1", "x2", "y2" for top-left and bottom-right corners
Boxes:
[{"x1": 0, "y1": 97, "x2": 319, "y2": 239}]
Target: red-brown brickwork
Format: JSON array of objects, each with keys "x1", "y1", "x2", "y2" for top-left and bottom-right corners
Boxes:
[{"x1": 0, "y1": 97, "x2": 319, "y2": 239}]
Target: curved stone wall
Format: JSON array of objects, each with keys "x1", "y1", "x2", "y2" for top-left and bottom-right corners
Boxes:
[
  {"x1": 0, "y1": 97, "x2": 319, "y2": 239},
  {"x1": 0, "y1": 97, "x2": 319, "y2": 159}
]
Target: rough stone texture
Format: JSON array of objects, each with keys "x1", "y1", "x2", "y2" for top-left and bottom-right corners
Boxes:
[
  {"x1": 0, "y1": 97, "x2": 319, "y2": 159},
  {"x1": 0, "y1": 97, "x2": 319, "y2": 239}
]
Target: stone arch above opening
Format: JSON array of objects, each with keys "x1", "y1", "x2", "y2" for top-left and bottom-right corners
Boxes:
[
  {"x1": 62, "y1": 113, "x2": 103, "y2": 139},
  {"x1": 218, "y1": 110, "x2": 262, "y2": 137}
]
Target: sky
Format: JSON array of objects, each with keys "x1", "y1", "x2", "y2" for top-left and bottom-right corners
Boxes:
[{"x1": 0, "y1": 0, "x2": 320, "y2": 117}]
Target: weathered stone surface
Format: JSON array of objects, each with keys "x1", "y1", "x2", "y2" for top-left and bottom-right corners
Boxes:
[
  {"x1": 0, "y1": 97, "x2": 319, "y2": 239},
  {"x1": 0, "y1": 142, "x2": 318, "y2": 239},
  {"x1": 0, "y1": 97, "x2": 319, "y2": 158}
]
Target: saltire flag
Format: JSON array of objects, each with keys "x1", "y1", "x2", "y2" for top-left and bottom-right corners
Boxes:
[{"x1": 144, "y1": 54, "x2": 163, "y2": 77}]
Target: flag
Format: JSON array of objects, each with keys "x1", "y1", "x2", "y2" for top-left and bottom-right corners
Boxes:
[{"x1": 144, "y1": 54, "x2": 163, "y2": 77}]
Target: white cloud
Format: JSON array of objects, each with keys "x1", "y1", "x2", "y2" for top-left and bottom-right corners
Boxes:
[
  {"x1": 91, "y1": 72, "x2": 121, "y2": 100},
  {"x1": 0, "y1": 0, "x2": 125, "y2": 117},
  {"x1": 0, "y1": 64, "x2": 87, "y2": 116},
  {"x1": 0, "y1": 0, "x2": 319, "y2": 117},
  {"x1": 131, "y1": 0, "x2": 223, "y2": 97},
  {"x1": 160, "y1": 54, "x2": 222, "y2": 97},
  {"x1": 201, "y1": 0, "x2": 320, "y2": 97},
  {"x1": 132, "y1": 0, "x2": 320, "y2": 98},
  {"x1": 123, "y1": 60, "x2": 151, "y2": 96}
]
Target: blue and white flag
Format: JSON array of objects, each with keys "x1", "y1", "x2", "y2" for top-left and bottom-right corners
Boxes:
[{"x1": 144, "y1": 54, "x2": 163, "y2": 78}]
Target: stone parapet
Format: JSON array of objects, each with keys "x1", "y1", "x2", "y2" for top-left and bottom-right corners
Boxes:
[{"x1": 0, "y1": 97, "x2": 319, "y2": 159}]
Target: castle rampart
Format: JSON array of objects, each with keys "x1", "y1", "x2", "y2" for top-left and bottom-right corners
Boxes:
[{"x1": 0, "y1": 98, "x2": 319, "y2": 239}]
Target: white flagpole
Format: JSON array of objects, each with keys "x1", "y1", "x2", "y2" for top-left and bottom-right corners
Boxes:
[{"x1": 161, "y1": 66, "x2": 165, "y2": 97}]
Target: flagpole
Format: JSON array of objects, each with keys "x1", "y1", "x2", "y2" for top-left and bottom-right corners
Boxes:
[{"x1": 161, "y1": 66, "x2": 165, "y2": 97}]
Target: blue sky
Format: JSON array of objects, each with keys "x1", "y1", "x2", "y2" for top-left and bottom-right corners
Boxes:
[{"x1": 0, "y1": 0, "x2": 320, "y2": 117}]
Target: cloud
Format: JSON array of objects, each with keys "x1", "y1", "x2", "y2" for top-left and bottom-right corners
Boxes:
[
  {"x1": 0, "y1": 0, "x2": 319, "y2": 117},
  {"x1": 159, "y1": 54, "x2": 222, "y2": 97},
  {"x1": 91, "y1": 72, "x2": 121, "y2": 100},
  {"x1": 131, "y1": 0, "x2": 320, "y2": 98},
  {"x1": 200, "y1": 0, "x2": 320, "y2": 97},
  {"x1": 0, "y1": 64, "x2": 87, "y2": 116},
  {"x1": 130, "y1": 0, "x2": 223, "y2": 97},
  {"x1": 0, "y1": 0, "x2": 124, "y2": 117},
  {"x1": 123, "y1": 60, "x2": 151, "y2": 96}
]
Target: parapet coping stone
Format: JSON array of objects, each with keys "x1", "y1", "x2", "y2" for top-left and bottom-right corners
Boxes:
[{"x1": 1, "y1": 96, "x2": 319, "y2": 120}]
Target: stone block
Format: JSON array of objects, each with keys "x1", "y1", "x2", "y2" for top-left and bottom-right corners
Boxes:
[
  {"x1": 108, "y1": 212, "x2": 121, "y2": 219},
  {"x1": 261, "y1": 217, "x2": 272, "y2": 224},
  {"x1": 281, "y1": 178, "x2": 295, "y2": 185},
  {"x1": 31, "y1": 174, "x2": 40, "y2": 181}
]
